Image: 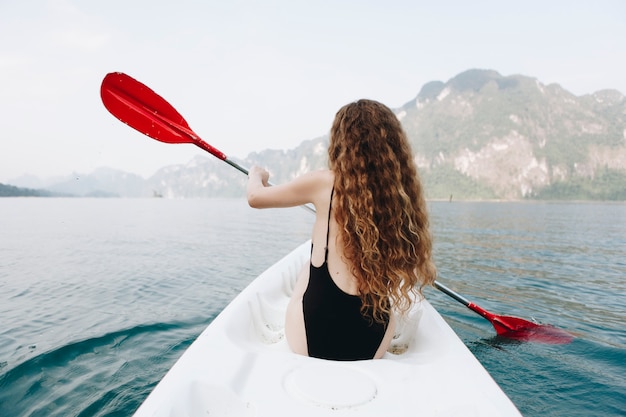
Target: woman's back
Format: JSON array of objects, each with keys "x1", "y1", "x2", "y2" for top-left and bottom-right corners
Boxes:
[
  {"x1": 303, "y1": 183, "x2": 390, "y2": 360},
  {"x1": 248, "y1": 99, "x2": 435, "y2": 360}
]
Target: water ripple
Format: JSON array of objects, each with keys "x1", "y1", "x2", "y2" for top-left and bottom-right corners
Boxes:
[{"x1": 0, "y1": 319, "x2": 210, "y2": 417}]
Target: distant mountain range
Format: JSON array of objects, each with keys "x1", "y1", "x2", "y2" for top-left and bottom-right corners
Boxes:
[{"x1": 5, "y1": 69, "x2": 626, "y2": 200}]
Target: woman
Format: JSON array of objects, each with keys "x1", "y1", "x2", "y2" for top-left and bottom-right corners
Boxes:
[{"x1": 247, "y1": 99, "x2": 436, "y2": 360}]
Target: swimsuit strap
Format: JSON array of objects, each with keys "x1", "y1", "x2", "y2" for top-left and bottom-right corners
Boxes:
[{"x1": 324, "y1": 187, "x2": 334, "y2": 262}]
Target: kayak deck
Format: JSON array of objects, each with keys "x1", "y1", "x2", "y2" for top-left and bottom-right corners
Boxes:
[{"x1": 133, "y1": 241, "x2": 522, "y2": 416}]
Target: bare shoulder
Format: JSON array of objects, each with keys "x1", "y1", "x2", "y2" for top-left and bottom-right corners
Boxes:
[
  {"x1": 290, "y1": 169, "x2": 333, "y2": 193},
  {"x1": 302, "y1": 169, "x2": 333, "y2": 182},
  {"x1": 304, "y1": 169, "x2": 334, "y2": 201}
]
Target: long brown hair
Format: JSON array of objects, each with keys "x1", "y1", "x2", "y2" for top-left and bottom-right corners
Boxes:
[{"x1": 328, "y1": 99, "x2": 436, "y2": 322}]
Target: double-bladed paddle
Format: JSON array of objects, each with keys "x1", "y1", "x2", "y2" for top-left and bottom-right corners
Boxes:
[{"x1": 100, "y1": 71, "x2": 573, "y2": 344}]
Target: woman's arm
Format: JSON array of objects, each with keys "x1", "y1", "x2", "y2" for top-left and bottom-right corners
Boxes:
[{"x1": 247, "y1": 166, "x2": 331, "y2": 209}]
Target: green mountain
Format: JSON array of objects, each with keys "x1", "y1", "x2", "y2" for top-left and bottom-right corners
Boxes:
[{"x1": 399, "y1": 69, "x2": 626, "y2": 200}]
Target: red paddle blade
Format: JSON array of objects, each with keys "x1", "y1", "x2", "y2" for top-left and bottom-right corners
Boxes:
[
  {"x1": 100, "y1": 72, "x2": 228, "y2": 161},
  {"x1": 100, "y1": 72, "x2": 197, "y2": 145},
  {"x1": 471, "y1": 303, "x2": 574, "y2": 344}
]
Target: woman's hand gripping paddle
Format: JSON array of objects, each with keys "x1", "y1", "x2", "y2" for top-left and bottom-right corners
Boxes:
[{"x1": 100, "y1": 71, "x2": 573, "y2": 344}]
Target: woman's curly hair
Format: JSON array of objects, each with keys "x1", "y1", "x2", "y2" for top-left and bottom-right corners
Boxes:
[{"x1": 328, "y1": 99, "x2": 436, "y2": 322}]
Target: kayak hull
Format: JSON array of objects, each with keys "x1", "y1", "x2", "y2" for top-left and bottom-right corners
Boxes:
[{"x1": 133, "y1": 241, "x2": 522, "y2": 416}]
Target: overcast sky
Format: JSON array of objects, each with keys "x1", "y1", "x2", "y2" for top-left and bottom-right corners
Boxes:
[{"x1": 1, "y1": 0, "x2": 624, "y2": 182}]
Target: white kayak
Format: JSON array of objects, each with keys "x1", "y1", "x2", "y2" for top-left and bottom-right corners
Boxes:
[{"x1": 133, "y1": 241, "x2": 522, "y2": 417}]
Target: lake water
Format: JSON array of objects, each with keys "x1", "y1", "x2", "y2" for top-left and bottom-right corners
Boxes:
[{"x1": 0, "y1": 198, "x2": 624, "y2": 416}]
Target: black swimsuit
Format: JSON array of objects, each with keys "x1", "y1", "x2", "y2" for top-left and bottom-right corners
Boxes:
[{"x1": 302, "y1": 189, "x2": 389, "y2": 360}]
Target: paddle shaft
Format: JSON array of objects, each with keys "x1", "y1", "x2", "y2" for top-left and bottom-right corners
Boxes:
[
  {"x1": 434, "y1": 281, "x2": 499, "y2": 324},
  {"x1": 433, "y1": 281, "x2": 470, "y2": 306},
  {"x1": 192, "y1": 138, "x2": 250, "y2": 175},
  {"x1": 198, "y1": 139, "x2": 315, "y2": 214},
  {"x1": 100, "y1": 71, "x2": 512, "y2": 321}
]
